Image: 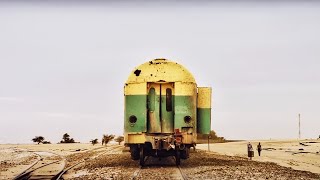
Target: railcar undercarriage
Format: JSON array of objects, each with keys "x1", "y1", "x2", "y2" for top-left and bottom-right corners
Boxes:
[{"x1": 129, "y1": 132, "x2": 191, "y2": 166}]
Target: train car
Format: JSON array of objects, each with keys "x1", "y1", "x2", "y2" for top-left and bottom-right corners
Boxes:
[{"x1": 124, "y1": 58, "x2": 211, "y2": 166}]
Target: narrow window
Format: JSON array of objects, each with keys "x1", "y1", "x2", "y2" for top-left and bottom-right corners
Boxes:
[
  {"x1": 148, "y1": 88, "x2": 155, "y2": 111},
  {"x1": 166, "y1": 88, "x2": 172, "y2": 111}
]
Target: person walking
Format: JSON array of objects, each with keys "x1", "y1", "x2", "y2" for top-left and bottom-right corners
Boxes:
[
  {"x1": 247, "y1": 142, "x2": 254, "y2": 160},
  {"x1": 257, "y1": 142, "x2": 262, "y2": 156}
]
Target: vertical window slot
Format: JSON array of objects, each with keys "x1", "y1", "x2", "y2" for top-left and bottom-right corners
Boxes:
[
  {"x1": 166, "y1": 88, "x2": 172, "y2": 112},
  {"x1": 148, "y1": 88, "x2": 155, "y2": 111}
]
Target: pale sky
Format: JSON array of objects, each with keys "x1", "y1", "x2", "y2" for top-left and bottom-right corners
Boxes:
[{"x1": 1, "y1": 1, "x2": 320, "y2": 144}]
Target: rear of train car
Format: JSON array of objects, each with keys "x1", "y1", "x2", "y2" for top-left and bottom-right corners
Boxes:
[{"x1": 124, "y1": 59, "x2": 211, "y2": 165}]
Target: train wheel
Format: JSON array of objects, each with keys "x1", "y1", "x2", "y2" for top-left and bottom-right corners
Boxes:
[
  {"x1": 175, "y1": 149, "x2": 180, "y2": 166},
  {"x1": 130, "y1": 145, "x2": 139, "y2": 160},
  {"x1": 181, "y1": 147, "x2": 190, "y2": 159},
  {"x1": 139, "y1": 146, "x2": 145, "y2": 166}
]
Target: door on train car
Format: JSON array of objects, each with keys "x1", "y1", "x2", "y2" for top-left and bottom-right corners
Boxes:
[{"x1": 147, "y1": 82, "x2": 174, "y2": 134}]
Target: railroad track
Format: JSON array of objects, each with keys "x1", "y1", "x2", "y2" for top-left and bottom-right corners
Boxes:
[
  {"x1": 13, "y1": 150, "x2": 66, "y2": 180},
  {"x1": 57, "y1": 145, "x2": 123, "y2": 180},
  {"x1": 12, "y1": 145, "x2": 123, "y2": 180},
  {"x1": 131, "y1": 156, "x2": 188, "y2": 180}
]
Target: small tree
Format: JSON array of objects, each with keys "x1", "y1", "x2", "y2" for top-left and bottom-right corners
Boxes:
[
  {"x1": 90, "y1": 139, "x2": 98, "y2": 146},
  {"x1": 60, "y1": 133, "x2": 75, "y2": 143},
  {"x1": 102, "y1": 134, "x2": 115, "y2": 146},
  {"x1": 197, "y1": 130, "x2": 226, "y2": 143},
  {"x1": 208, "y1": 130, "x2": 225, "y2": 142},
  {"x1": 114, "y1": 136, "x2": 124, "y2": 145},
  {"x1": 32, "y1": 136, "x2": 44, "y2": 144},
  {"x1": 63, "y1": 133, "x2": 70, "y2": 141}
]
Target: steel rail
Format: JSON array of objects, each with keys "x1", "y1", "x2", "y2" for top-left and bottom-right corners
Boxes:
[
  {"x1": 130, "y1": 156, "x2": 150, "y2": 180},
  {"x1": 177, "y1": 165, "x2": 188, "y2": 180},
  {"x1": 56, "y1": 145, "x2": 123, "y2": 180},
  {"x1": 12, "y1": 149, "x2": 42, "y2": 180},
  {"x1": 13, "y1": 160, "x2": 63, "y2": 180},
  {"x1": 13, "y1": 149, "x2": 66, "y2": 180}
]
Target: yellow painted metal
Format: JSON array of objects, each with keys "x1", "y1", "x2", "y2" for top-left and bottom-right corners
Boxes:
[
  {"x1": 125, "y1": 83, "x2": 147, "y2": 95},
  {"x1": 126, "y1": 133, "x2": 146, "y2": 144},
  {"x1": 147, "y1": 83, "x2": 161, "y2": 94},
  {"x1": 125, "y1": 132, "x2": 195, "y2": 146},
  {"x1": 126, "y1": 59, "x2": 196, "y2": 84},
  {"x1": 197, "y1": 87, "x2": 212, "y2": 108},
  {"x1": 182, "y1": 133, "x2": 195, "y2": 144},
  {"x1": 124, "y1": 59, "x2": 202, "y2": 147},
  {"x1": 175, "y1": 82, "x2": 197, "y2": 96}
]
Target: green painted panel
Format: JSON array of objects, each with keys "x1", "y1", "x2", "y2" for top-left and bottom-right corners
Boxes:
[
  {"x1": 125, "y1": 95, "x2": 147, "y2": 132},
  {"x1": 197, "y1": 108, "x2": 211, "y2": 134},
  {"x1": 148, "y1": 88, "x2": 155, "y2": 111},
  {"x1": 161, "y1": 95, "x2": 174, "y2": 133},
  {"x1": 174, "y1": 96, "x2": 196, "y2": 130},
  {"x1": 125, "y1": 95, "x2": 198, "y2": 133},
  {"x1": 147, "y1": 93, "x2": 161, "y2": 133}
]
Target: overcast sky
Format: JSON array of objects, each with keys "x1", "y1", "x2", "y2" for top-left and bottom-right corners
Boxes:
[{"x1": 1, "y1": 1, "x2": 320, "y2": 144}]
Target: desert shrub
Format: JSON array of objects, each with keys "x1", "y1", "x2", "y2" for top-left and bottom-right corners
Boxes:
[
  {"x1": 32, "y1": 136, "x2": 44, "y2": 144},
  {"x1": 90, "y1": 139, "x2": 98, "y2": 145},
  {"x1": 102, "y1": 134, "x2": 115, "y2": 146},
  {"x1": 60, "y1": 133, "x2": 76, "y2": 143},
  {"x1": 114, "y1": 136, "x2": 124, "y2": 145}
]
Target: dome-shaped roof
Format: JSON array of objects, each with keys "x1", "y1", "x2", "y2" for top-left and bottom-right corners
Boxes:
[{"x1": 126, "y1": 59, "x2": 196, "y2": 84}]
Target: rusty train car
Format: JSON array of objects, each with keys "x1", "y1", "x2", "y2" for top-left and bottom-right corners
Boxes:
[{"x1": 124, "y1": 59, "x2": 212, "y2": 166}]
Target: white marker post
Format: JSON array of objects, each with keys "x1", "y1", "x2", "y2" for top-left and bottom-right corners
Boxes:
[{"x1": 299, "y1": 113, "x2": 301, "y2": 139}]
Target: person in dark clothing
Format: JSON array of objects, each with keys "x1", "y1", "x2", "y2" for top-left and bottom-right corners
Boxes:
[
  {"x1": 247, "y1": 142, "x2": 254, "y2": 160},
  {"x1": 257, "y1": 142, "x2": 262, "y2": 156}
]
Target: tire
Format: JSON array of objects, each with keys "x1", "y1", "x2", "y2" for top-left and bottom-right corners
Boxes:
[
  {"x1": 130, "y1": 145, "x2": 139, "y2": 160},
  {"x1": 175, "y1": 149, "x2": 181, "y2": 166},
  {"x1": 139, "y1": 146, "x2": 145, "y2": 166}
]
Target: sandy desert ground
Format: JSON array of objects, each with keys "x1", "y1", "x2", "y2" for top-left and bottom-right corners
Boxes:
[
  {"x1": 0, "y1": 140, "x2": 319, "y2": 179},
  {"x1": 198, "y1": 139, "x2": 320, "y2": 174}
]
